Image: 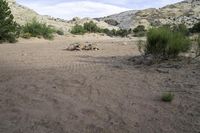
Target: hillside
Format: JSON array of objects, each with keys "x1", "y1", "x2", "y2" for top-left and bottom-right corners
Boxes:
[
  {"x1": 99, "y1": 0, "x2": 200, "y2": 29},
  {"x1": 7, "y1": 0, "x2": 118, "y2": 33},
  {"x1": 7, "y1": 0, "x2": 200, "y2": 31}
]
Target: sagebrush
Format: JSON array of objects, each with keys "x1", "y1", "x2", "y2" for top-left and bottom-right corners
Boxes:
[
  {"x1": 22, "y1": 19, "x2": 55, "y2": 39},
  {"x1": 145, "y1": 27, "x2": 190, "y2": 58}
]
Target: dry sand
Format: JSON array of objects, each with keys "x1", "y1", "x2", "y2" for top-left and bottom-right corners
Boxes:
[{"x1": 0, "y1": 34, "x2": 199, "y2": 133}]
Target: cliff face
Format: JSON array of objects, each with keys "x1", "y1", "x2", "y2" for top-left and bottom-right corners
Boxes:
[{"x1": 99, "y1": 0, "x2": 200, "y2": 29}]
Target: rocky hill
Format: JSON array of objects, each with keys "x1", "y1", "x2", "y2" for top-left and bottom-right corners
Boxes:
[
  {"x1": 7, "y1": 0, "x2": 200, "y2": 31},
  {"x1": 7, "y1": 0, "x2": 118, "y2": 33},
  {"x1": 99, "y1": 0, "x2": 200, "y2": 29}
]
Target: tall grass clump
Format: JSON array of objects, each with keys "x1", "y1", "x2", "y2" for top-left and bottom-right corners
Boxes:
[
  {"x1": 145, "y1": 27, "x2": 190, "y2": 58},
  {"x1": 22, "y1": 19, "x2": 55, "y2": 39}
]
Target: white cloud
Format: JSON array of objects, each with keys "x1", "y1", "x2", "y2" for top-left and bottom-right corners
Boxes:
[{"x1": 20, "y1": 1, "x2": 130, "y2": 20}]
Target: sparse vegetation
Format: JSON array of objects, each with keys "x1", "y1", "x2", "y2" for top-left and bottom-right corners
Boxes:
[
  {"x1": 56, "y1": 29, "x2": 64, "y2": 35},
  {"x1": 116, "y1": 29, "x2": 130, "y2": 37},
  {"x1": 0, "y1": 0, "x2": 20, "y2": 43},
  {"x1": 22, "y1": 19, "x2": 56, "y2": 40},
  {"x1": 71, "y1": 24, "x2": 86, "y2": 35},
  {"x1": 133, "y1": 25, "x2": 146, "y2": 37},
  {"x1": 21, "y1": 32, "x2": 31, "y2": 39},
  {"x1": 84, "y1": 21, "x2": 99, "y2": 33},
  {"x1": 161, "y1": 92, "x2": 174, "y2": 102},
  {"x1": 71, "y1": 21, "x2": 130, "y2": 37},
  {"x1": 145, "y1": 27, "x2": 191, "y2": 58},
  {"x1": 172, "y1": 24, "x2": 189, "y2": 36},
  {"x1": 190, "y1": 22, "x2": 200, "y2": 33}
]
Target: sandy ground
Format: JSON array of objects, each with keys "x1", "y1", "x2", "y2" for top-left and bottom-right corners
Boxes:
[{"x1": 0, "y1": 34, "x2": 199, "y2": 133}]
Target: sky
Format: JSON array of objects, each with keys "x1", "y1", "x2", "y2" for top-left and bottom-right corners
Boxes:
[{"x1": 16, "y1": 0, "x2": 183, "y2": 20}]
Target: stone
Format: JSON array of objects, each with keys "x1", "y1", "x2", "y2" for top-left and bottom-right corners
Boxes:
[{"x1": 66, "y1": 43, "x2": 80, "y2": 51}]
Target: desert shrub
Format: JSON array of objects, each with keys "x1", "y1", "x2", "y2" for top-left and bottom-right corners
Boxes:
[
  {"x1": 102, "y1": 28, "x2": 113, "y2": 36},
  {"x1": 162, "y1": 92, "x2": 174, "y2": 102},
  {"x1": 21, "y1": 33, "x2": 31, "y2": 39},
  {"x1": 71, "y1": 24, "x2": 85, "y2": 35},
  {"x1": 104, "y1": 19, "x2": 119, "y2": 26},
  {"x1": 56, "y1": 30, "x2": 64, "y2": 35},
  {"x1": 133, "y1": 25, "x2": 145, "y2": 33},
  {"x1": 71, "y1": 21, "x2": 131, "y2": 37},
  {"x1": 190, "y1": 22, "x2": 200, "y2": 33},
  {"x1": 145, "y1": 27, "x2": 190, "y2": 58},
  {"x1": 133, "y1": 25, "x2": 146, "y2": 37},
  {"x1": 0, "y1": 0, "x2": 19, "y2": 43},
  {"x1": 172, "y1": 24, "x2": 189, "y2": 36},
  {"x1": 22, "y1": 19, "x2": 55, "y2": 39},
  {"x1": 84, "y1": 21, "x2": 99, "y2": 33},
  {"x1": 116, "y1": 29, "x2": 129, "y2": 37}
]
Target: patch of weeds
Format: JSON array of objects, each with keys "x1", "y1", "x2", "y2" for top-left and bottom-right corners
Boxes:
[{"x1": 161, "y1": 92, "x2": 174, "y2": 102}]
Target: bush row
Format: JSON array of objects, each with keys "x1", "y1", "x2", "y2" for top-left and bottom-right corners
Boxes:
[{"x1": 71, "y1": 21, "x2": 146, "y2": 37}]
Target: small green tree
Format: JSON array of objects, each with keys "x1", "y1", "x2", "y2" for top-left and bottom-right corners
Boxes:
[
  {"x1": 0, "y1": 0, "x2": 19, "y2": 43},
  {"x1": 84, "y1": 21, "x2": 98, "y2": 33},
  {"x1": 71, "y1": 24, "x2": 85, "y2": 35}
]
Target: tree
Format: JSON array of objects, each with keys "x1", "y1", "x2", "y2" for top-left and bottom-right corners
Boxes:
[
  {"x1": 83, "y1": 21, "x2": 98, "y2": 33},
  {"x1": 0, "y1": 0, "x2": 19, "y2": 43}
]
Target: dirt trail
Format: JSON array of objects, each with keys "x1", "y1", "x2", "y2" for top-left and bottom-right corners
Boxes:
[{"x1": 0, "y1": 35, "x2": 199, "y2": 133}]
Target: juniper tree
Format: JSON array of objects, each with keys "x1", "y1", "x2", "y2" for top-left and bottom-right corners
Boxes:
[{"x1": 0, "y1": 0, "x2": 19, "y2": 43}]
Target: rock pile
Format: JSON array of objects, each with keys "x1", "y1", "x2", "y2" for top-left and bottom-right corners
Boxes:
[{"x1": 66, "y1": 43, "x2": 99, "y2": 51}]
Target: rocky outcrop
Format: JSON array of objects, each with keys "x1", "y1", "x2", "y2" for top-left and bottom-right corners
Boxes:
[
  {"x1": 6, "y1": 0, "x2": 200, "y2": 32},
  {"x1": 99, "y1": 0, "x2": 200, "y2": 29}
]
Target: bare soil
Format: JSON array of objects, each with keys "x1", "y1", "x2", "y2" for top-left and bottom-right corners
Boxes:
[{"x1": 0, "y1": 34, "x2": 199, "y2": 133}]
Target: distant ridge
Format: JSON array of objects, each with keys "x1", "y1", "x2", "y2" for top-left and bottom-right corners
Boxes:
[
  {"x1": 6, "y1": 0, "x2": 118, "y2": 33},
  {"x1": 98, "y1": 0, "x2": 200, "y2": 29},
  {"x1": 6, "y1": 0, "x2": 200, "y2": 31}
]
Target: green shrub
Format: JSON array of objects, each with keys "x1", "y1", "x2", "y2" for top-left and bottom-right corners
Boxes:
[
  {"x1": 172, "y1": 24, "x2": 189, "y2": 36},
  {"x1": 84, "y1": 21, "x2": 99, "y2": 33},
  {"x1": 70, "y1": 21, "x2": 131, "y2": 37},
  {"x1": 71, "y1": 24, "x2": 85, "y2": 35},
  {"x1": 133, "y1": 25, "x2": 146, "y2": 33},
  {"x1": 161, "y1": 92, "x2": 174, "y2": 102},
  {"x1": 116, "y1": 29, "x2": 129, "y2": 37},
  {"x1": 0, "y1": 0, "x2": 19, "y2": 43},
  {"x1": 22, "y1": 19, "x2": 55, "y2": 40},
  {"x1": 56, "y1": 30, "x2": 64, "y2": 35},
  {"x1": 190, "y1": 22, "x2": 200, "y2": 33},
  {"x1": 133, "y1": 25, "x2": 146, "y2": 37},
  {"x1": 21, "y1": 33, "x2": 31, "y2": 39},
  {"x1": 145, "y1": 27, "x2": 190, "y2": 58}
]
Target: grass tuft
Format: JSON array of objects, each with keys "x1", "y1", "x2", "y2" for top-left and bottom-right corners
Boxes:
[{"x1": 161, "y1": 92, "x2": 174, "y2": 102}]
